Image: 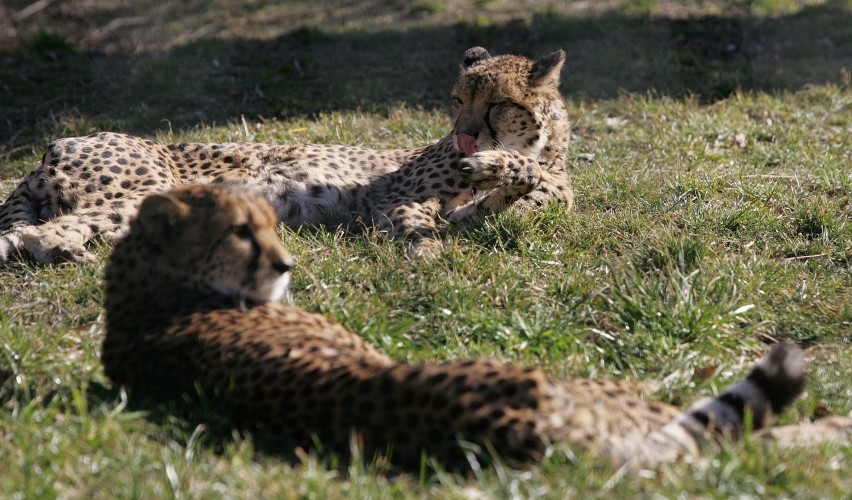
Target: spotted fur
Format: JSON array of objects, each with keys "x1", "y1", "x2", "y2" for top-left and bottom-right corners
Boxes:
[
  {"x1": 0, "y1": 47, "x2": 574, "y2": 265},
  {"x1": 102, "y1": 185, "x2": 850, "y2": 470}
]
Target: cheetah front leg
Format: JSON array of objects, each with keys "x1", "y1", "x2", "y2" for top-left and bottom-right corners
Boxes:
[
  {"x1": 21, "y1": 217, "x2": 96, "y2": 264},
  {"x1": 374, "y1": 197, "x2": 443, "y2": 258},
  {"x1": 449, "y1": 151, "x2": 574, "y2": 223},
  {"x1": 459, "y1": 150, "x2": 542, "y2": 195},
  {"x1": 446, "y1": 150, "x2": 542, "y2": 222},
  {"x1": 511, "y1": 169, "x2": 574, "y2": 212}
]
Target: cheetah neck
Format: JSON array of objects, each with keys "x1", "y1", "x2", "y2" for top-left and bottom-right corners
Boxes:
[
  {"x1": 104, "y1": 240, "x2": 260, "y2": 334},
  {"x1": 106, "y1": 282, "x2": 245, "y2": 334}
]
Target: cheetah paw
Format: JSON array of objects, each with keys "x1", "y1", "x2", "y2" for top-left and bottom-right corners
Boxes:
[
  {"x1": 459, "y1": 151, "x2": 540, "y2": 191},
  {"x1": 409, "y1": 238, "x2": 442, "y2": 259},
  {"x1": 459, "y1": 151, "x2": 509, "y2": 189}
]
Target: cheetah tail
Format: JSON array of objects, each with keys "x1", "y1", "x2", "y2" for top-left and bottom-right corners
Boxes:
[
  {"x1": 679, "y1": 342, "x2": 806, "y2": 441},
  {"x1": 0, "y1": 175, "x2": 39, "y2": 265},
  {"x1": 616, "y1": 343, "x2": 807, "y2": 468}
]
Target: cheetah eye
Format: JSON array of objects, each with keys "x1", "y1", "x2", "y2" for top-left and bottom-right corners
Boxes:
[{"x1": 233, "y1": 223, "x2": 253, "y2": 240}]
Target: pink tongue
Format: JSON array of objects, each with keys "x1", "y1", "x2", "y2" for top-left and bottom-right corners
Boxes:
[{"x1": 453, "y1": 134, "x2": 478, "y2": 154}]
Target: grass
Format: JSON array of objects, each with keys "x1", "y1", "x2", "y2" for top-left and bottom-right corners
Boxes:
[{"x1": 1, "y1": 0, "x2": 851, "y2": 497}]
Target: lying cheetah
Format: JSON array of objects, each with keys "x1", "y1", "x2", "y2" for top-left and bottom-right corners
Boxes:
[
  {"x1": 101, "y1": 184, "x2": 851, "y2": 469},
  {"x1": 0, "y1": 47, "x2": 573, "y2": 265}
]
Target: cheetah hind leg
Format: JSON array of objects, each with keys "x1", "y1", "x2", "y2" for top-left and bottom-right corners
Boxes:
[
  {"x1": 20, "y1": 208, "x2": 137, "y2": 264},
  {"x1": 0, "y1": 179, "x2": 40, "y2": 265}
]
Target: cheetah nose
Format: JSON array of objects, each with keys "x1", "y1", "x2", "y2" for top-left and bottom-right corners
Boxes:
[
  {"x1": 453, "y1": 134, "x2": 478, "y2": 155},
  {"x1": 272, "y1": 259, "x2": 293, "y2": 274}
]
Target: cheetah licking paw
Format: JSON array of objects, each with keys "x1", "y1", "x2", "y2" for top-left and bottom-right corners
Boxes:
[{"x1": 459, "y1": 150, "x2": 542, "y2": 193}]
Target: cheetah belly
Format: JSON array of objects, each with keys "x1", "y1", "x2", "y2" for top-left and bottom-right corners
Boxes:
[{"x1": 241, "y1": 145, "x2": 409, "y2": 227}]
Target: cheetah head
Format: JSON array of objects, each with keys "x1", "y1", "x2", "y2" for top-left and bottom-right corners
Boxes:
[
  {"x1": 133, "y1": 185, "x2": 292, "y2": 303},
  {"x1": 451, "y1": 47, "x2": 566, "y2": 158}
]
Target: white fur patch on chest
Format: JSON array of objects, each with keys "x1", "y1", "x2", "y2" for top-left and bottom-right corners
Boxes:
[{"x1": 524, "y1": 127, "x2": 549, "y2": 159}]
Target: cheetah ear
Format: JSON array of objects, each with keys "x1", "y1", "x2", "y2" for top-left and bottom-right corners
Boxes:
[
  {"x1": 461, "y1": 46, "x2": 492, "y2": 70},
  {"x1": 137, "y1": 193, "x2": 189, "y2": 246},
  {"x1": 529, "y1": 49, "x2": 566, "y2": 88}
]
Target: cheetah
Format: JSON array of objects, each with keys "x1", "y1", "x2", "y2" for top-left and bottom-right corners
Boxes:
[
  {"x1": 0, "y1": 47, "x2": 573, "y2": 265},
  {"x1": 101, "y1": 184, "x2": 851, "y2": 470}
]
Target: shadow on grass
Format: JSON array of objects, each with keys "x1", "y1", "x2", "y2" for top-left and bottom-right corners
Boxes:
[
  {"x1": 0, "y1": 371, "x2": 457, "y2": 476},
  {"x1": 0, "y1": 0, "x2": 849, "y2": 157},
  {"x1": 0, "y1": 369, "x2": 308, "y2": 467}
]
